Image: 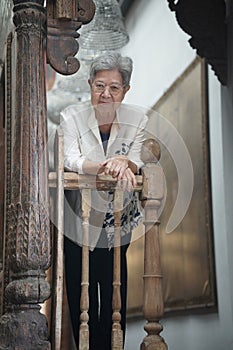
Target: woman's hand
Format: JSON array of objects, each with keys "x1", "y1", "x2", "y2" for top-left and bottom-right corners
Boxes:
[
  {"x1": 117, "y1": 167, "x2": 137, "y2": 191},
  {"x1": 102, "y1": 156, "x2": 137, "y2": 190},
  {"x1": 102, "y1": 155, "x2": 128, "y2": 177}
]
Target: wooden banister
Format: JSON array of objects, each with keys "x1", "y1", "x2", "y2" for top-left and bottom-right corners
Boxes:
[
  {"x1": 49, "y1": 131, "x2": 168, "y2": 349},
  {"x1": 49, "y1": 172, "x2": 143, "y2": 191}
]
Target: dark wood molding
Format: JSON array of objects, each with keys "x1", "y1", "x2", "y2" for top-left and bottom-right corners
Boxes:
[
  {"x1": 46, "y1": 0, "x2": 95, "y2": 75},
  {"x1": 167, "y1": 0, "x2": 227, "y2": 85}
]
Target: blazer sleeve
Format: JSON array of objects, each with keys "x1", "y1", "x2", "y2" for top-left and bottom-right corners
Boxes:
[
  {"x1": 127, "y1": 115, "x2": 148, "y2": 171},
  {"x1": 60, "y1": 110, "x2": 86, "y2": 174}
]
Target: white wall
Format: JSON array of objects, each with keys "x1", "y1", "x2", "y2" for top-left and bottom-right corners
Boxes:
[
  {"x1": 121, "y1": 0, "x2": 195, "y2": 108},
  {"x1": 122, "y1": 1, "x2": 233, "y2": 349}
]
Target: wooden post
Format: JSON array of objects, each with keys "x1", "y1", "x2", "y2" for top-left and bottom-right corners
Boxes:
[
  {"x1": 140, "y1": 139, "x2": 168, "y2": 350},
  {"x1": 79, "y1": 188, "x2": 91, "y2": 350},
  {"x1": 0, "y1": 1, "x2": 51, "y2": 348},
  {"x1": 50, "y1": 128, "x2": 65, "y2": 350},
  {"x1": 112, "y1": 189, "x2": 124, "y2": 350}
]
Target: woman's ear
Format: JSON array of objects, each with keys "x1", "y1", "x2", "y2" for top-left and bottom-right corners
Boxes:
[
  {"x1": 88, "y1": 79, "x2": 92, "y2": 87},
  {"x1": 123, "y1": 85, "x2": 130, "y2": 97}
]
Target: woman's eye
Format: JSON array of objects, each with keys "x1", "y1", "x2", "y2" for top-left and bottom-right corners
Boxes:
[
  {"x1": 110, "y1": 85, "x2": 120, "y2": 92},
  {"x1": 96, "y1": 83, "x2": 104, "y2": 89}
]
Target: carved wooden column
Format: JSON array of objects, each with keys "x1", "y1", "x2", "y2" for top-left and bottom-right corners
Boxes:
[
  {"x1": 140, "y1": 139, "x2": 168, "y2": 350},
  {"x1": 0, "y1": 33, "x2": 13, "y2": 317},
  {"x1": 0, "y1": 1, "x2": 51, "y2": 348}
]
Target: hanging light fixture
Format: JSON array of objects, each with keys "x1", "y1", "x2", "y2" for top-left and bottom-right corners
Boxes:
[{"x1": 78, "y1": 0, "x2": 129, "y2": 59}]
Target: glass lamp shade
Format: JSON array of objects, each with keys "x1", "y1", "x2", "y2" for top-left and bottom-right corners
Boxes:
[{"x1": 79, "y1": 0, "x2": 129, "y2": 57}]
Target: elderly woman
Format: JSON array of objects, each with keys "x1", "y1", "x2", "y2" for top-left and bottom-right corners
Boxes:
[{"x1": 60, "y1": 52, "x2": 148, "y2": 349}]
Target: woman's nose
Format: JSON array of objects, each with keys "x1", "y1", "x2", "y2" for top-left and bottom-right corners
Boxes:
[{"x1": 102, "y1": 86, "x2": 112, "y2": 98}]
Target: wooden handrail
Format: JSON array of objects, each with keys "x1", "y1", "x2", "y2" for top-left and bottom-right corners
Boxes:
[{"x1": 48, "y1": 172, "x2": 143, "y2": 192}]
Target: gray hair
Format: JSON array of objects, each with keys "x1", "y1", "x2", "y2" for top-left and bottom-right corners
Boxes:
[{"x1": 89, "y1": 51, "x2": 133, "y2": 87}]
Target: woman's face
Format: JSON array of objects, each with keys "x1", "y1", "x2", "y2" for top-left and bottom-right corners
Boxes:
[{"x1": 89, "y1": 69, "x2": 130, "y2": 116}]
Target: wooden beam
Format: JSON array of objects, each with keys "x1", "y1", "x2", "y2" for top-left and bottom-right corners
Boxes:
[{"x1": 49, "y1": 172, "x2": 143, "y2": 191}]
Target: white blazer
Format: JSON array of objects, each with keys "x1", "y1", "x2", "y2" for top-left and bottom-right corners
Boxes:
[{"x1": 60, "y1": 102, "x2": 148, "y2": 249}]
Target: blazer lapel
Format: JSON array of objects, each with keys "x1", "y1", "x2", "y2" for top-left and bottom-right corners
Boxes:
[
  {"x1": 87, "y1": 109, "x2": 106, "y2": 158},
  {"x1": 87, "y1": 110, "x2": 101, "y2": 142}
]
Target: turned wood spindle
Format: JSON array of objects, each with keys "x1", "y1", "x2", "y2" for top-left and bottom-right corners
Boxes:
[
  {"x1": 112, "y1": 189, "x2": 124, "y2": 350},
  {"x1": 140, "y1": 138, "x2": 168, "y2": 350},
  {"x1": 79, "y1": 188, "x2": 91, "y2": 350}
]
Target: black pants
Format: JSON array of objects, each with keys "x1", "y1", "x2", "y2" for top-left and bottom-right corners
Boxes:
[{"x1": 64, "y1": 233, "x2": 130, "y2": 350}]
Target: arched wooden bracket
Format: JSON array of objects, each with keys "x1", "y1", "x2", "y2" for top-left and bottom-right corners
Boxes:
[
  {"x1": 46, "y1": 0, "x2": 95, "y2": 75},
  {"x1": 46, "y1": 19, "x2": 82, "y2": 75},
  {"x1": 167, "y1": 0, "x2": 227, "y2": 85}
]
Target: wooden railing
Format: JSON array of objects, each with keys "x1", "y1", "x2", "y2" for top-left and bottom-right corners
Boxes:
[{"x1": 48, "y1": 128, "x2": 168, "y2": 350}]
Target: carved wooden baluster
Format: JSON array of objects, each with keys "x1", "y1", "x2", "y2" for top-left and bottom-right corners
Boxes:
[
  {"x1": 112, "y1": 189, "x2": 124, "y2": 350},
  {"x1": 79, "y1": 188, "x2": 91, "y2": 350},
  {"x1": 50, "y1": 128, "x2": 65, "y2": 350},
  {"x1": 140, "y1": 139, "x2": 168, "y2": 350},
  {"x1": 0, "y1": 1, "x2": 51, "y2": 348}
]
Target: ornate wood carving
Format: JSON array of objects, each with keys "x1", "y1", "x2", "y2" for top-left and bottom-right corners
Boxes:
[
  {"x1": 1, "y1": 33, "x2": 13, "y2": 316},
  {"x1": 0, "y1": 0, "x2": 51, "y2": 348},
  {"x1": 167, "y1": 0, "x2": 227, "y2": 85},
  {"x1": 0, "y1": 33, "x2": 12, "y2": 317},
  {"x1": 46, "y1": 0, "x2": 95, "y2": 75},
  {"x1": 140, "y1": 139, "x2": 168, "y2": 350}
]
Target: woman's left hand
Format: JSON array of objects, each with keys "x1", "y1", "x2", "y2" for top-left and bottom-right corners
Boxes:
[
  {"x1": 102, "y1": 156, "x2": 137, "y2": 189},
  {"x1": 118, "y1": 167, "x2": 137, "y2": 191}
]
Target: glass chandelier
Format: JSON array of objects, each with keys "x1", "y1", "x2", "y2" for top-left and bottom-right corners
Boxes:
[{"x1": 79, "y1": 0, "x2": 129, "y2": 59}]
